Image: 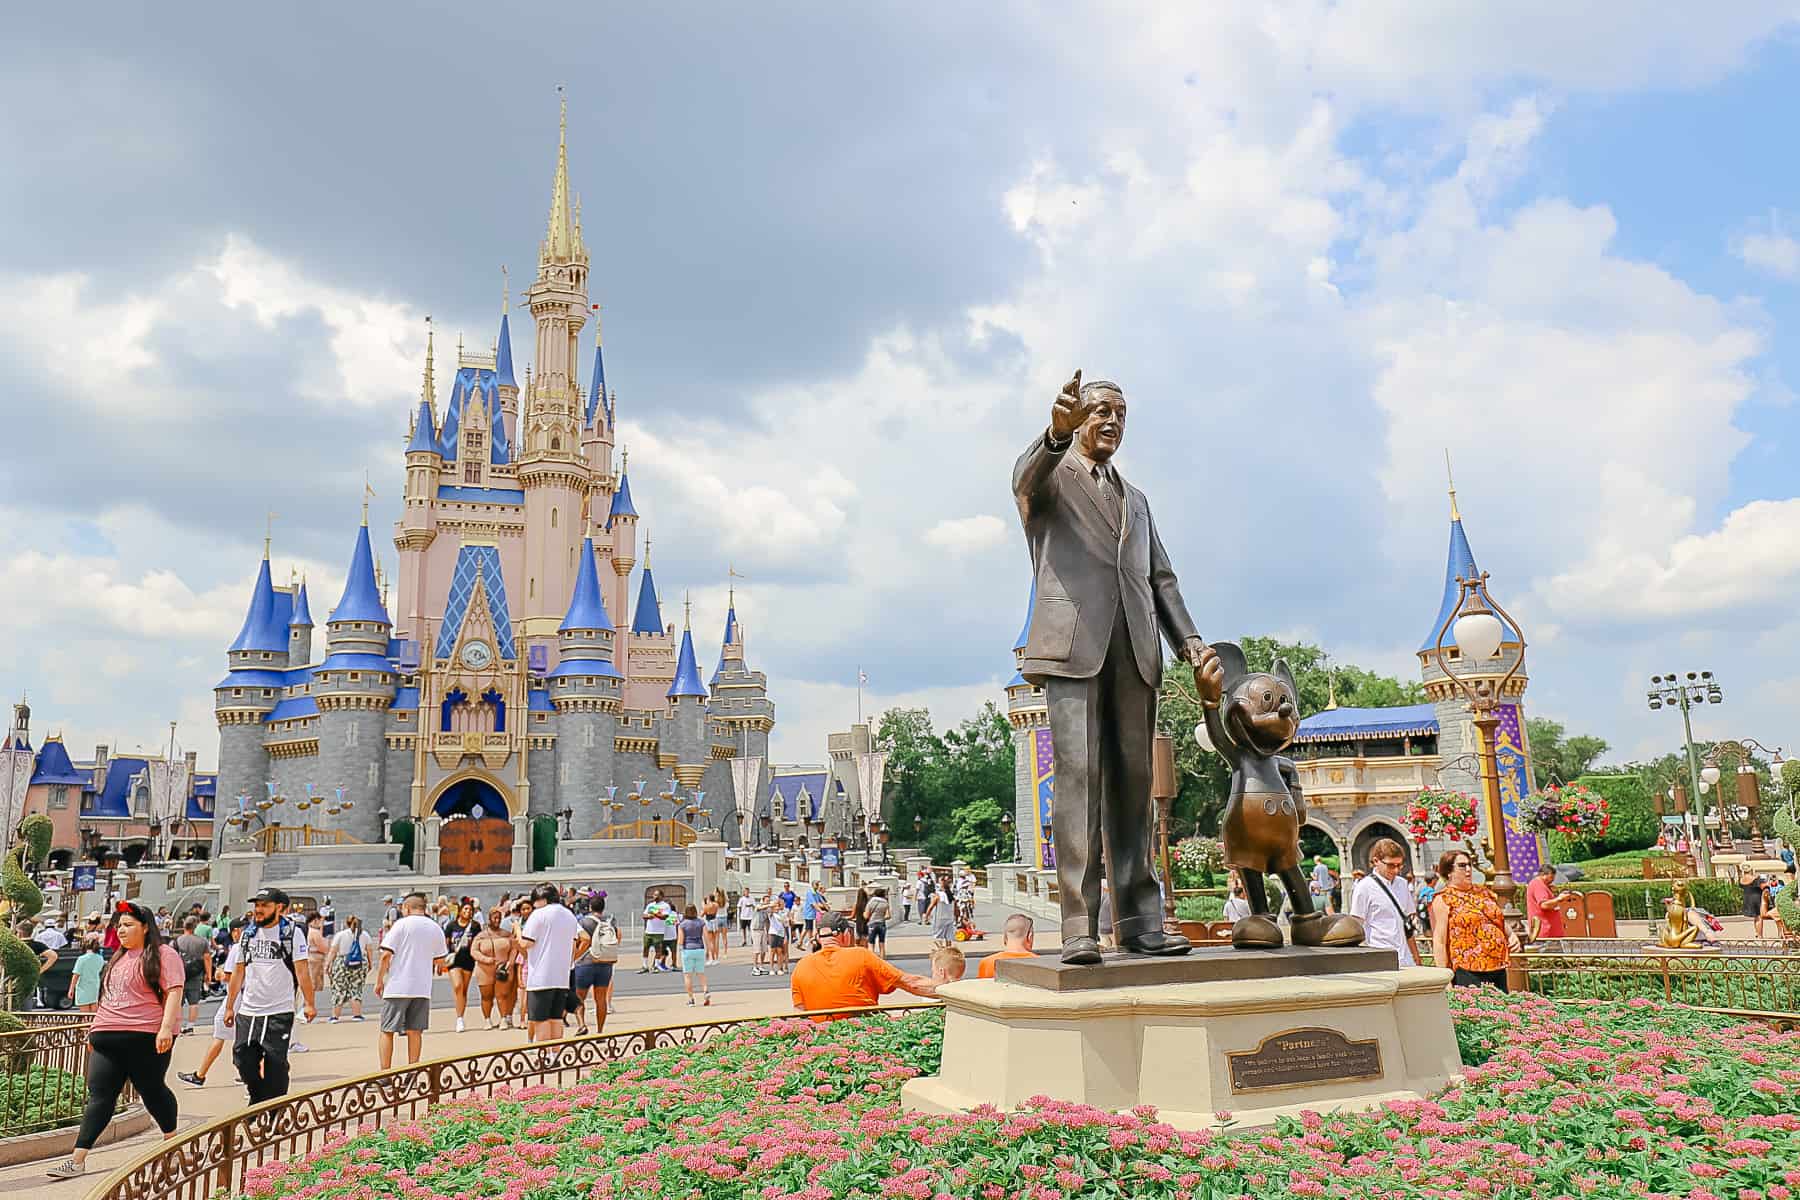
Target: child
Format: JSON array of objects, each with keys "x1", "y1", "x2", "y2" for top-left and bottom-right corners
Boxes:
[
  {"x1": 928, "y1": 945, "x2": 966, "y2": 984},
  {"x1": 68, "y1": 936, "x2": 104, "y2": 1013}
]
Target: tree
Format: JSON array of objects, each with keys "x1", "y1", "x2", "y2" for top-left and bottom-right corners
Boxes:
[
  {"x1": 874, "y1": 706, "x2": 942, "y2": 835},
  {"x1": 1527, "y1": 718, "x2": 1609, "y2": 785},
  {"x1": 948, "y1": 797, "x2": 1008, "y2": 866},
  {"x1": 873, "y1": 703, "x2": 1014, "y2": 863}
]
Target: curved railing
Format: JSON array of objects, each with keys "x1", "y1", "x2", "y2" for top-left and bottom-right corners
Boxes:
[
  {"x1": 0, "y1": 1018, "x2": 106, "y2": 1138},
  {"x1": 90, "y1": 1001, "x2": 937, "y2": 1200},
  {"x1": 1517, "y1": 948, "x2": 1800, "y2": 1020}
]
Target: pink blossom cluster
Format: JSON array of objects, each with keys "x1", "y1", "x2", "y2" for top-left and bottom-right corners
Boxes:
[{"x1": 251, "y1": 992, "x2": 1798, "y2": 1200}]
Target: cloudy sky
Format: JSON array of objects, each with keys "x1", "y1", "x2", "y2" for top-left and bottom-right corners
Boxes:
[{"x1": 5, "y1": 5, "x2": 1799, "y2": 772}]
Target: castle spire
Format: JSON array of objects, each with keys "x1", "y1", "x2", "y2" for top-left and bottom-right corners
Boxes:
[
  {"x1": 559, "y1": 536, "x2": 614, "y2": 632},
  {"x1": 1418, "y1": 487, "x2": 1519, "y2": 653},
  {"x1": 496, "y1": 271, "x2": 517, "y2": 388},
  {"x1": 668, "y1": 623, "x2": 706, "y2": 699},
  {"x1": 228, "y1": 555, "x2": 285, "y2": 653},
  {"x1": 586, "y1": 312, "x2": 608, "y2": 428},
  {"x1": 632, "y1": 556, "x2": 664, "y2": 636},
  {"x1": 331, "y1": 523, "x2": 391, "y2": 626},
  {"x1": 1445, "y1": 449, "x2": 1460, "y2": 522},
  {"x1": 541, "y1": 88, "x2": 580, "y2": 265}
]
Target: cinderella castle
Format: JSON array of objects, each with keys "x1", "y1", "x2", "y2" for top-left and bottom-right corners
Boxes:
[{"x1": 212, "y1": 104, "x2": 775, "y2": 868}]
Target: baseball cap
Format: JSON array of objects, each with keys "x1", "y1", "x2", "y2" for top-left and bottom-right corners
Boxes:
[
  {"x1": 820, "y1": 913, "x2": 853, "y2": 936},
  {"x1": 249, "y1": 886, "x2": 290, "y2": 905}
]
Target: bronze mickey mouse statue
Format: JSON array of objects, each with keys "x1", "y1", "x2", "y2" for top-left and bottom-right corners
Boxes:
[{"x1": 1196, "y1": 641, "x2": 1365, "y2": 950}]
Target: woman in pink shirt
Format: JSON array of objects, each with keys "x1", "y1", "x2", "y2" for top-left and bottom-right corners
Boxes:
[{"x1": 45, "y1": 901, "x2": 184, "y2": 1181}]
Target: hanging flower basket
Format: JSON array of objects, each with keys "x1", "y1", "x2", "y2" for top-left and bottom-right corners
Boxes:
[
  {"x1": 1517, "y1": 782, "x2": 1610, "y2": 843},
  {"x1": 1407, "y1": 787, "x2": 1481, "y2": 845}
]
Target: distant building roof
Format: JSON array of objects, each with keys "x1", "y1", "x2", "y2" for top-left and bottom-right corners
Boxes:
[
  {"x1": 215, "y1": 668, "x2": 288, "y2": 690},
  {"x1": 265, "y1": 695, "x2": 320, "y2": 722},
  {"x1": 608, "y1": 473, "x2": 638, "y2": 524},
  {"x1": 769, "y1": 771, "x2": 827, "y2": 823},
  {"x1": 1291, "y1": 703, "x2": 1440, "y2": 744},
  {"x1": 437, "y1": 485, "x2": 525, "y2": 506},
  {"x1": 29, "y1": 738, "x2": 87, "y2": 786}
]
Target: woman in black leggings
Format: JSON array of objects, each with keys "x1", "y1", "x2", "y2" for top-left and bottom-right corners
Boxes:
[{"x1": 46, "y1": 901, "x2": 184, "y2": 1181}]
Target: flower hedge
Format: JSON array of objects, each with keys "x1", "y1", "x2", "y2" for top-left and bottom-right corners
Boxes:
[{"x1": 253, "y1": 992, "x2": 1800, "y2": 1200}]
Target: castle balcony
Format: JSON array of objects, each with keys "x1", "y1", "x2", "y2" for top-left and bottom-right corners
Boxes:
[
  {"x1": 429, "y1": 730, "x2": 514, "y2": 771},
  {"x1": 1289, "y1": 754, "x2": 1441, "y2": 823}
]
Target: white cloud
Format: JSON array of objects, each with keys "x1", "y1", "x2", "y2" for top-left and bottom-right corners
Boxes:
[
  {"x1": 923, "y1": 515, "x2": 1007, "y2": 556},
  {"x1": 1734, "y1": 216, "x2": 1800, "y2": 279}
]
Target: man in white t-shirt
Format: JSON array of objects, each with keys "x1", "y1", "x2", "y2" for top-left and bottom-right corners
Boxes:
[
  {"x1": 517, "y1": 883, "x2": 586, "y2": 1044},
  {"x1": 736, "y1": 892, "x2": 756, "y2": 947},
  {"x1": 222, "y1": 887, "x2": 315, "y2": 1103},
  {"x1": 374, "y1": 892, "x2": 448, "y2": 1068}
]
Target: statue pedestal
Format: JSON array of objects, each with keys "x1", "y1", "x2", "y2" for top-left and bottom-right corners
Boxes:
[{"x1": 901, "y1": 947, "x2": 1460, "y2": 1131}]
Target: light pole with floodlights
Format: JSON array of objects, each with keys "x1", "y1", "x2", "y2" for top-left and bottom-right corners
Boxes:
[
  {"x1": 1430, "y1": 570, "x2": 1527, "y2": 926},
  {"x1": 1646, "y1": 672, "x2": 1721, "y2": 878}
]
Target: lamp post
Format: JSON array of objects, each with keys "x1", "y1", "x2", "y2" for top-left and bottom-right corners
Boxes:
[
  {"x1": 1430, "y1": 570, "x2": 1527, "y2": 927},
  {"x1": 876, "y1": 818, "x2": 892, "y2": 869},
  {"x1": 1704, "y1": 738, "x2": 1784, "y2": 849},
  {"x1": 1000, "y1": 809, "x2": 1016, "y2": 864},
  {"x1": 913, "y1": 812, "x2": 923, "y2": 842},
  {"x1": 833, "y1": 832, "x2": 849, "y2": 886},
  {"x1": 1646, "y1": 672, "x2": 1721, "y2": 878}
]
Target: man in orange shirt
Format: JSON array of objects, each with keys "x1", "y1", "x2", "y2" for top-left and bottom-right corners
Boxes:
[
  {"x1": 977, "y1": 914, "x2": 1039, "y2": 979},
  {"x1": 791, "y1": 915, "x2": 936, "y2": 1019}
]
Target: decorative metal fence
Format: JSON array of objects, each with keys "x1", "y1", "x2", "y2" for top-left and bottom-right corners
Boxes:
[
  {"x1": 1517, "y1": 950, "x2": 1800, "y2": 1019},
  {"x1": 93, "y1": 1002, "x2": 934, "y2": 1200},
  {"x1": 0, "y1": 1018, "x2": 106, "y2": 1139}
]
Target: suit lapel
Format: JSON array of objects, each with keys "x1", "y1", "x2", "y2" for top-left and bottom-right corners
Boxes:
[{"x1": 1062, "y1": 456, "x2": 1120, "y2": 537}]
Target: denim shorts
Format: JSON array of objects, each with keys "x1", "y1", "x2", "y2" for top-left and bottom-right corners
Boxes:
[
  {"x1": 572, "y1": 960, "x2": 614, "y2": 991},
  {"x1": 680, "y1": 948, "x2": 707, "y2": 974}
]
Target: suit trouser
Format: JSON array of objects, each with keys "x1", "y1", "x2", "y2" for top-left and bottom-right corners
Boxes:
[{"x1": 1044, "y1": 609, "x2": 1161, "y2": 942}]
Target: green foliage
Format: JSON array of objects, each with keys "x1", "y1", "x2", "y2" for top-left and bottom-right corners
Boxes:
[
  {"x1": 945, "y1": 797, "x2": 1007, "y2": 866},
  {"x1": 0, "y1": 851, "x2": 40, "y2": 922},
  {"x1": 1567, "y1": 877, "x2": 1739, "y2": 921},
  {"x1": 1173, "y1": 893, "x2": 1224, "y2": 921},
  {"x1": 1567, "y1": 773, "x2": 1658, "y2": 857},
  {"x1": 1559, "y1": 847, "x2": 1684, "y2": 880},
  {"x1": 1157, "y1": 636, "x2": 1425, "y2": 837},
  {"x1": 15, "y1": 816, "x2": 52, "y2": 869},
  {"x1": 1171, "y1": 835, "x2": 1224, "y2": 888},
  {"x1": 0, "y1": 932, "x2": 38, "y2": 1007},
  {"x1": 0, "y1": 1064, "x2": 88, "y2": 1134},
  {"x1": 1525, "y1": 718, "x2": 1609, "y2": 786},
  {"x1": 874, "y1": 703, "x2": 1013, "y2": 864},
  {"x1": 1772, "y1": 803, "x2": 1799, "y2": 851},
  {"x1": 530, "y1": 816, "x2": 557, "y2": 872}
]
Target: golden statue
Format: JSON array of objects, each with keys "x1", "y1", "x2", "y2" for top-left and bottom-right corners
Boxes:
[{"x1": 1657, "y1": 880, "x2": 1700, "y2": 949}]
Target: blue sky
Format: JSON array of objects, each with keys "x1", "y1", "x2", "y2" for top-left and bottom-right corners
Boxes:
[{"x1": 3, "y1": 5, "x2": 1798, "y2": 770}]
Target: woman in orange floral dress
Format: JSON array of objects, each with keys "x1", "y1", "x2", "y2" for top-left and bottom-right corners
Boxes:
[{"x1": 1430, "y1": 849, "x2": 1518, "y2": 990}]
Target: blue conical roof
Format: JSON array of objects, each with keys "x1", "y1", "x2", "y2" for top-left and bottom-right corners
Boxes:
[
  {"x1": 560, "y1": 538, "x2": 614, "y2": 632},
  {"x1": 585, "y1": 340, "x2": 607, "y2": 428},
  {"x1": 1013, "y1": 581, "x2": 1035, "y2": 651},
  {"x1": 496, "y1": 312, "x2": 517, "y2": 388},
  {"x1": 631, "y1": 567, "x2": 664, "y2": 635},
  {"x1": 290, "y1": 581, "x2": 313, "y2": 628},
  {"x1": 1419, "y1": 517, "x2": 1521, "y2": 651},
  {"x1": 229, "y1": 557, "x2": 287, "y2": 653},
  {"x1": 607, "y1": 472, "x2": 638, "y2": 528},
  {"x1": 406, "y1": 399, "x2": 439, "y2": 456},
  {"x1": 668, "y1": 628, "x2": 707, "y2": 699},
  {"x1": 722, "y1": 604, "x2": 740, "y2": 647},
  {"x1": 331, "y1": 524, "x2": 391, "y2": 625}
]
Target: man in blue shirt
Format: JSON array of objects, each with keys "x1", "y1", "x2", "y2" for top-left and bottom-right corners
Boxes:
[
  {"x1": 800, "y1": 885, "x2": 819, "y2": 939},
  {"x1": 779, "y1": 885, "x2": 797, "y2": 912}
]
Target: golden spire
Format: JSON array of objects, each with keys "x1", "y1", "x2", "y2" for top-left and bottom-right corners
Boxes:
[
  {"x1": 362, "y1": 472, "x2": 376, "y2": 526},
  {"x1": 1445, "y1": 449, "x2": 1461, "y2": 522},
  {"x1": 500, "y1": 266, "x2": 509, "y2": 318},
  {"x1": 643, "y1": 530, "x2": 652, "y2": 569},
  {"x1": 420, "y1": 317, "x2": 436, "y2": 411},
  {"x1": 683, "y1": 590, "x2": 692, "y2": 631},
  {"x1": 264, "y1": 512, "x2": 277, "y2": 560},
  {"x1": 543, "y1": 87, "x2": 575, "y2": 263},
  {"x1": 1325, "y1": 670, "x2": 1338, "y2": 711}
]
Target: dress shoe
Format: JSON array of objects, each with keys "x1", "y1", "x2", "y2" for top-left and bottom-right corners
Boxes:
[
  {"x1": 1060, "y1": 935, "x2": 1103, "y2": 965},
  {"x1": 1119, "y1": 929, "x2": 1192, "y2": 956},
  {"x1": 1290, "y1": 912, "x2": 1365, "y2": 947},
  {"x1": 1230, "y1": 914, "x2": 1283, "y2": 949}
]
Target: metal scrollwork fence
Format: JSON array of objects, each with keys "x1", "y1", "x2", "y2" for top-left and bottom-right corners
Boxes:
[
  {"x1": 94, "y1": 1002, "x2": 935, "y2": 1200},
  {"x1": 1517, "y1": 950, "x2": 1800, "y2": 1021},
  {"x1": 0, "y1": 1018, "x2": 114, "y2": 1138}
]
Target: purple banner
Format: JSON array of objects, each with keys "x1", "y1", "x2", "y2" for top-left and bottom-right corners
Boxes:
[
  {"x1": 1494, "y1": 704, "x2": 1543, "y2": 875},
  {"x1": 1033, "y1": 727, "x2": 1055, "y2": 869}
]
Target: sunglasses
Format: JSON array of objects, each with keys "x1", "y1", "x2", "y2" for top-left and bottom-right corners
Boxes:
[{"x1": 1451, "y1": 860, "x2": 1472, "y2": 869}]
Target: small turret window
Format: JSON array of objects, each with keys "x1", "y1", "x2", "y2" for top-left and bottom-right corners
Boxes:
[{"x1": 551, "y1": 509, "x2": 558, "y2": 529}]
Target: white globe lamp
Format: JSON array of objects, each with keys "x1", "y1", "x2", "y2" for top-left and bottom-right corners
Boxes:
[{"x1": 1452, "y1": 610, "x2": 1505, "y2": 662}]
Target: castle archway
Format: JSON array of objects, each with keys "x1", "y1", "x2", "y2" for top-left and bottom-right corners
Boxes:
[
  {"x1": 1348, "y1": 816, "x2": 1413, "y2": 875},
  {"x1": 428, "y1": 773, "x2": 514, "y2": 820}
]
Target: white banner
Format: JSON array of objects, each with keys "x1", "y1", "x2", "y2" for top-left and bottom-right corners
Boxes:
[
  {"x1": 0, "y1": 746, "x2": 33, "y2": 856},
  {"x1": 146, "y1": 759, "x2": 190, "y2": 824},
  {"x1": 728, "y1": 755, "x2": 763, "y2": 848},
  {"x1": 854, "y1": 751, "x2": 888, "y2": 828}
]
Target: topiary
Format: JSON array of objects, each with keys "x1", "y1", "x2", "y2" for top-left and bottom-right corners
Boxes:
[
  {"x1": 0, "y1": 845, "x2": 45, "y2": 1007},
  {"x1": 16, "y1": 816, "x2": 51, "y2": 870}
]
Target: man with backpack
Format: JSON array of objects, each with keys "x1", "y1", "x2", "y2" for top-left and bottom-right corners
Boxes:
[{"x1": 221, "y1": 888, "x2": 315, "y2": 1104}]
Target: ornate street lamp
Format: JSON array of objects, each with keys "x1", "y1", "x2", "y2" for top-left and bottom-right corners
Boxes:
[
  {"x1": 1647, "y1": 671, "x2": 1721, "y2": 877},
  {"x1": 558, "y1": 806, "x2": 574, "y2": 840},
  {"x1": 377, "y1": 806, "x2": 390, "y2": 842},
  {"x1": 876, "y1": 818, "x2": 892, "y2": 868},
  {"x1": 1000, "y1": 809, "x2": 1016, "y2": 864},
  {"x1": 913, "y1": 812, "x2": 924, "y2": 840},
  {"x1": 1430, "y1": 570, "x2": 1526, "y2": 927},
  {"x1": 834, "y1": 832, "x2": 849, "y2": 885}
]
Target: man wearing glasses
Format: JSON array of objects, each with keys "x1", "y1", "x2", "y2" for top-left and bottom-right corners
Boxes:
[{"x1": 1348, "y1": 839, "x2": 1419, "y2": 967}]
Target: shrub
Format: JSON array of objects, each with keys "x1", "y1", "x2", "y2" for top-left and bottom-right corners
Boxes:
[
  {"x1": 0, "y1": 1064, "x2": 87, "y2": 1134},
  {"x1": 1173, "y1": 894, "x2": 1224, "y2": 921},
  {"x1": 1572, "y1": 773, "x2": 1659, "y2": 856},
  {"x1": 1570, "y1": 877, "x2": 1739, "y2": 921}
]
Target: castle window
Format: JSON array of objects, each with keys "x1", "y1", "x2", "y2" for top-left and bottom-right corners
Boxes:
[
  {"x1": 232, "y1": 689, "x2": 243, "y2": 698},
  {"x1": 551, "y1": 509, "x2": 558, "y2": 529},
  {"x1": 49, "y1": 785, "x2": 67, "y2": 810},
  {"x1": 465, "y1": 462, "x2": 481, "y2": 484},
  {"x1": 261, "y1": 652, "x2": 271, "y2": 661},
  {"x1": 530, "y1": 579, "x2": 536, "y2": 598},
  {"x1": 350, "y1": 672, "x2": 361, "y2": 681}
]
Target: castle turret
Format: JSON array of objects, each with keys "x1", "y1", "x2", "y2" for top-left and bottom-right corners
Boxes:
[
  {"x1": 1004, "y1": 582, "x2": 1049, "y2": 867},
  {"x1": 214, "y1": 547, "x2": 288, "y2": 855},
  {"x1": 606, "y1": 456, "x2": 639, "y2": 627},
  {"x1": 707, "y1": 592, "x2": 774, "y2": 838},
  {"x1": 518, "y1": 96, "x2": 592, "y2": 636},
  {"x1": 396, "y1": 328, "x2": 442, "y2": 639},
  {"x1": 581, "y1": 322, "x2": 613, "y2": 482},
  {"x1": 664, "y1": 609, "x2": 709, "y2": 795},
  {"x1": 1416, "y1": 474, "x2": 1537, "y2": 877},
  {"x1": 496, "y1": 278, "x2": 520, "y2": 447},
  {"x1": 549, "y1": 537, "x2": 622, "y2": 837},
  {"x1": 288, "y1": 578, "x2": 314, "y2": 666},
  {"x1": 313, "y1": 519, "x2": 396, "y2": 842}
]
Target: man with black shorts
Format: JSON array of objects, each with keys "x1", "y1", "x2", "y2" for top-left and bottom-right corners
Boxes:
[
  {"x1": 173, "y1": 916, "x2": 213, "y2": 1034},
  {"x1": 222, "y1": 887, "x2": 315, "y2": 1103},
  {"x1": 374, "y1": 893, "x2": 446, "y2": 1068},
  {"x1": 517, "y1": 883, "x2": 584, "y2": 1044}
]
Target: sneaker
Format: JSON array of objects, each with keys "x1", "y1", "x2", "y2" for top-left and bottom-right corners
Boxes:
[
  {"x1": 178, "y1": 1071, "x2": 205, "y2": 1089},
  {"x1": 685, "y1": 996, "x2": 694, "y2": 1006},
  {"x1": 328, "y1": 1016, "x2": 340, "y2": 1024},
  {"x1": 455, "y1": 1017, "x2": 465, "y2": 1033},
  {"x1": 702, "y1": 994, "x2": 711, "y2": 1006},
  {"x1": 352, "y1": 1014, "x2": 366, "y2": 1022},
  {"x1": 291, "y1": 1042, "x2": 309, "y2": 1054},
  {"x1": 636, "y1": 966, "x2": 649, "y2": 974},
  {"x1": 45, "y1": 1159, "x2": 85, "y2": 1180}
]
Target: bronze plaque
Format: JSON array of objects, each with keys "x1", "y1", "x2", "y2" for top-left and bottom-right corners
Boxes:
[{"x1": 1227, "y1": 1027, "x2": 1383, "y2": 1094}]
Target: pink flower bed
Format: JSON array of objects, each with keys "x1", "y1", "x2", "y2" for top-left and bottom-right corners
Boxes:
[{"x1": 250, "y1": 990, "x2": 1799, "y2": 1199}]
